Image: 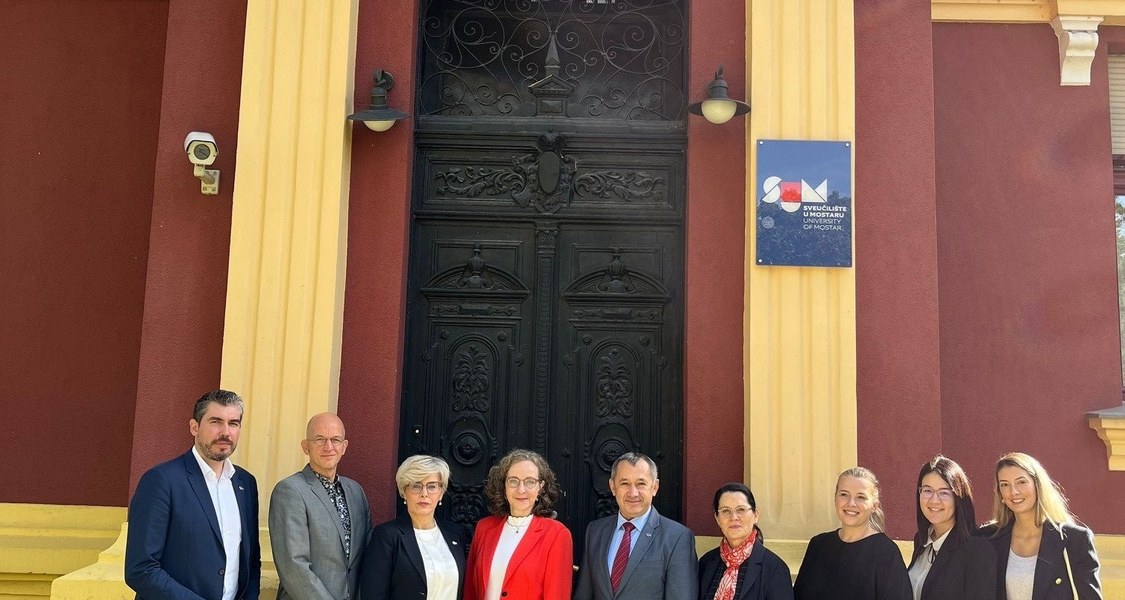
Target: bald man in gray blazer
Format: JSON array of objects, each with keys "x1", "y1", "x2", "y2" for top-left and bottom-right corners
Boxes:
[
  {"x1": 575, "y1": 452, "x2": 698, "y2": 600},
  {"x1": 270, "y1": 414, "x2": 373, "y2": 600}
]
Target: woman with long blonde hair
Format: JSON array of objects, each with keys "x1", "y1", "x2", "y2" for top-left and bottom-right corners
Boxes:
[{"x1": 980, "y1": 452, "x2": 1102, "y2": 600}]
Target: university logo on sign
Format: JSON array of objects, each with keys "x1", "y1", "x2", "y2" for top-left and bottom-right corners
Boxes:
[{"x1": 755, "y1": 140, "x2": 852, "y2": 267}]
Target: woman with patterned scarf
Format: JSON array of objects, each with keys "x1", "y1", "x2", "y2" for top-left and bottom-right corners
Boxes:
[{"x1": 698, "y1": 483, "x2": 795, "y2": 600}]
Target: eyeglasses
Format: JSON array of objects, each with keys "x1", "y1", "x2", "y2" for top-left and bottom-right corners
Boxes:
[
  {"x1": 506, "y1": 477, "x2": 542, "y2": 490},
  {"x1": 919, "y1": 487, "x2": 954, "y2": 502},
  {"x1": 309, "y1": 436, "x2": 346, "y2": 448},
  {"x1": 717, "y1": 506, "x2": 754, "y2": 520},
  {"x1": 407, "y1": 482, "x2": 444, "y2": 495}
]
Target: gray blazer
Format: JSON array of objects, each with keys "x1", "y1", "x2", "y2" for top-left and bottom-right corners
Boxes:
[
  {"x1": 269, "y1": 465, "x2": 373, "y2": 600},
  {"x1": 574, "y1": 507, "x2": 699, "y2": 600}
]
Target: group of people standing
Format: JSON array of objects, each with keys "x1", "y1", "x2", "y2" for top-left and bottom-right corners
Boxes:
[
  {"x1": 123, "y1": 390, "x2": 1103, "y2": 600},
  {"x1": 779, "y1": 456, "x2": 1103, "y2": 600}
]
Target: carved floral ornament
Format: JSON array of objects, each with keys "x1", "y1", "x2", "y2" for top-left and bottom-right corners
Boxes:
[{"x1": 434, "y1": 132, "x2": 666, "y2": 214}]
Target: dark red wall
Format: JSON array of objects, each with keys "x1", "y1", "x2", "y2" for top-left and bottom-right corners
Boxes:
[
  {"x1": 0, "y1": 1, "x2": 168, "y2": 506},
  {"x1": 339, "y1": 0, "x2": 746, "y2": 529},
  {"x1": 683, "y1": 0, "x2": 746, "y2": 534},
  {"x1": 127, "y1": 0, "x2": 248, "y2": 494},
  {"x1": 854, "y1": 0, "x2": 943, "y2": 540},
  {"x1": 338, "y1": 0, "x2": 419, "y2": 522},
  {"x1": 933, "y1": 23, "x2": 1125, "y2": 533}
]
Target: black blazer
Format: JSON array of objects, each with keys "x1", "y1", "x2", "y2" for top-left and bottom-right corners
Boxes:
[
  {"x1": 698, "y1": 539, "x2": 795, "y2": 600},
  {"x1": 359, "y1": 513, "x2": 470, "y2": 600},
  {"x1": 980, "y1": 521, "x2": 1102, "y2": 600},
  {"x1": 906, "y1": 529, "x2": 994, "y2": 600}
]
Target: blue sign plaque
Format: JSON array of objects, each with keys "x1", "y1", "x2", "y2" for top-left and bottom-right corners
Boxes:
[{"x1": 755, "y1": 139, "x2": 852, "y2": 267}]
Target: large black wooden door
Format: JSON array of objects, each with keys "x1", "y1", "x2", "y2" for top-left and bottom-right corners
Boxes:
[{"x1": 398, "y1": 0, "x2": 687, "y2": 553}]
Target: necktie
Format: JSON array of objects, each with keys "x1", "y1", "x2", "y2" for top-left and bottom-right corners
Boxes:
[{"x1": 610, "y1": 522, "x2": 635, "y2": 593}]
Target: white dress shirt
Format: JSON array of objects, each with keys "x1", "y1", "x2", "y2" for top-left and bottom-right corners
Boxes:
[
  {"x1": 606, "y1": 507, "x2": 652, "y2": 573},
  {"x1": 485, "y1": 515, "x2": 533, "y2": 600},
  {"x1": 908, "y1": 526, "x2": 951, "y2": 600},
  {"x1": 192, "y1": 446, "x2": 242, "y2": 600},
  {"x1": 415, "y1": 526, "x2": 458, "y2": 600}
]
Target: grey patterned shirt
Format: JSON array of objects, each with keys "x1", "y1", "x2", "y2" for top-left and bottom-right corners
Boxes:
[{"x1": 314, "y1": 471, "x2": 352, "y2": 561}]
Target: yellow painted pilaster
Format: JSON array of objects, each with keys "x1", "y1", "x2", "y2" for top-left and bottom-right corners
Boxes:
[
  {"x1": 221, "y1": 0, "x2": 360, "y2": 503},
  {"x1": 745, "y1": 0, "x2": 857, "y2": 541}
]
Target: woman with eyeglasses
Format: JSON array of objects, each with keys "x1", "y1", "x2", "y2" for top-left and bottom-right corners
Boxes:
[
  {"x1": 359, "y1": 455, "x2": 470, "y2": 600},
  {"x1": 907, "y1": 456, "x2": 994, "y2": 600},
  {"x1": 463, "y1": 448, "x2": 573, "y2": 600},
  {"x1": 698, "y1": 483, "x2": 794, "y2": 600},
  {"x1": 793, "y1": 466, "x2": 911, "y2": 600},
  {"x1": 980, "y1": 452, "x2": 1102, "y2": 600}
]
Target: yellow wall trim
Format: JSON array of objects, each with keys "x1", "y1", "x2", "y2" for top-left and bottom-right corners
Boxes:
[
  {"x1": 0, "y1": 503, "x2": 124, "y2": 600},
  {"x1": 933, "y1": 0, "x2": 1125, "y2": 25},
  {"x1": 932, "y1": 0, "x2": 1051, "y2": 23},
  {"x1": 1088, "y1": 406, "x2": 1125, "y2": 470},
  {"x1": 221, "y1": 0, "x2": 361, "y2": 506},
  {"x1": 746, "y1": 0, "x2": 858, "y2": 541}
]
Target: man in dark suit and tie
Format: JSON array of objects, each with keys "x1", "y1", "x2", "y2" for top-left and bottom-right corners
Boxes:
[
  {"x1": 574, "y1": 452, "x2": 698, "y2": 600},
  {"x1": 269, "y1": 413, "x2": 372, "y2": 600},
  {"x1": 125, "y1": 389, "x2": 261, "y2": 600}
]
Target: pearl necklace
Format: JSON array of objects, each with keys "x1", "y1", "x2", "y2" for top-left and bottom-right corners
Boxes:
[{"x1": 506, "y1": 514, "x2": 533, "y2": 533}]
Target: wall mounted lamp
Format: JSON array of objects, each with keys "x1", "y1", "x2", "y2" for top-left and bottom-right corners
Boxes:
[
  {"x1": 687, "y1": 65, "x2": 750, "y2": 125},
  {"x1": 347, "y1": 69, "x2": 410, "y2": 132},
  {"x1": 184, "y1": 131, "x2": 220, "y2": 195}
]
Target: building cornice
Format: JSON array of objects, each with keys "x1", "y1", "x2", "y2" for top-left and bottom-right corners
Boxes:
[{"x1": 932, "y1": 0, "x2": 1122, "y2": 86}]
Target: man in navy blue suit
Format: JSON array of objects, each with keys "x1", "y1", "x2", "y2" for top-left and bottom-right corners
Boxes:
[{"x1": 125, "y1": 390, "x2": 261, "y2": 600}]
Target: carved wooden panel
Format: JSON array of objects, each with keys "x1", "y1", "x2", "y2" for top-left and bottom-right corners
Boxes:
[{"x1": 399, "y1": 0, "x2": 685, "y2": 556}]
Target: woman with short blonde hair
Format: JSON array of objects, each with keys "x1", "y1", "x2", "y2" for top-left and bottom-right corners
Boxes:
[{"x1": 360, "y1": 455, "x2": 469, "y2": 600}]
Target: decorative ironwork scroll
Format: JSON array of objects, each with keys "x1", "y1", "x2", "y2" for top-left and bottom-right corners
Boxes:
[
  {"x1": 419, "y1": 0, "x2": 686, "y2": 119},
  {"x1": 434, "y1": 133, "x2": 577, "y2": 213},
  {"x1": 574, "y1": 170, "x2": 664, "y2": 202}
]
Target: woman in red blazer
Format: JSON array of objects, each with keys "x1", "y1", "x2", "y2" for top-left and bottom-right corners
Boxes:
[{"x1": 463, "y1": 448, "x2": 573, "y2": 600}]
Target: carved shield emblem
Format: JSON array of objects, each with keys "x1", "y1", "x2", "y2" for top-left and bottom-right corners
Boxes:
[{"x1": 539, "y1": 151, "x2": 561, "y2": 195}]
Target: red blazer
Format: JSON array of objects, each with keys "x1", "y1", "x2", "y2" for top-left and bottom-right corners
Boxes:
[{"x1": 464, "y1": 514, "x2": 573, "y2": 600}]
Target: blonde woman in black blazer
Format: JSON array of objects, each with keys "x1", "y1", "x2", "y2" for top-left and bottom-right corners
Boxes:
[
  {"x1": 979, "y1": 452, "x2": 1102, "y2": 600},
  {"x1": 906, "y1": 456, "x2": 994, "y2": 600},
  {"x1": 360, "y1": 455, "x2": 470, "y2": 600}
]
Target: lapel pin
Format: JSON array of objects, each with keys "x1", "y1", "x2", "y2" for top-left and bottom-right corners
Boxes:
[
  {"x1": 1055, "y1": 578, "x2": 1062, "y2": 585},
  {"x1": 452, "y1": 541, "x2": 458, "y2": 545},
  {"x1": 238, "y1": 486, "x2": 245, "y2": 491}
]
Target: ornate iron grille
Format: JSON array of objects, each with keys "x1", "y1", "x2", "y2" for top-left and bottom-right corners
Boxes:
[{"x1": 418, "y1": 0, "x2": 686, "y2": 120}]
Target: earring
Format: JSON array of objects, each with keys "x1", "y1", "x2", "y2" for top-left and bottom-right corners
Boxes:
[{"x1": 439, "y1": 501, "x2": 443, "y2": 505}]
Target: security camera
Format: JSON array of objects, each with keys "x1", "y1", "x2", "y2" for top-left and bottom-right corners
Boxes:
[
  {"x1": 184, "y1": 131, "x2": 220, "y2": 195},
  {"x1": 184, "y1": 131, "x2": 218, "y2": 166}
]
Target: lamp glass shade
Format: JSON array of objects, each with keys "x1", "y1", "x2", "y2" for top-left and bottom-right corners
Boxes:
[
  {"x1": 701, "y1": 98, "x2": 737, "y2": 124},
  {"x1": 364, "y1": 119, "x2": 397, "y2": 132}
]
